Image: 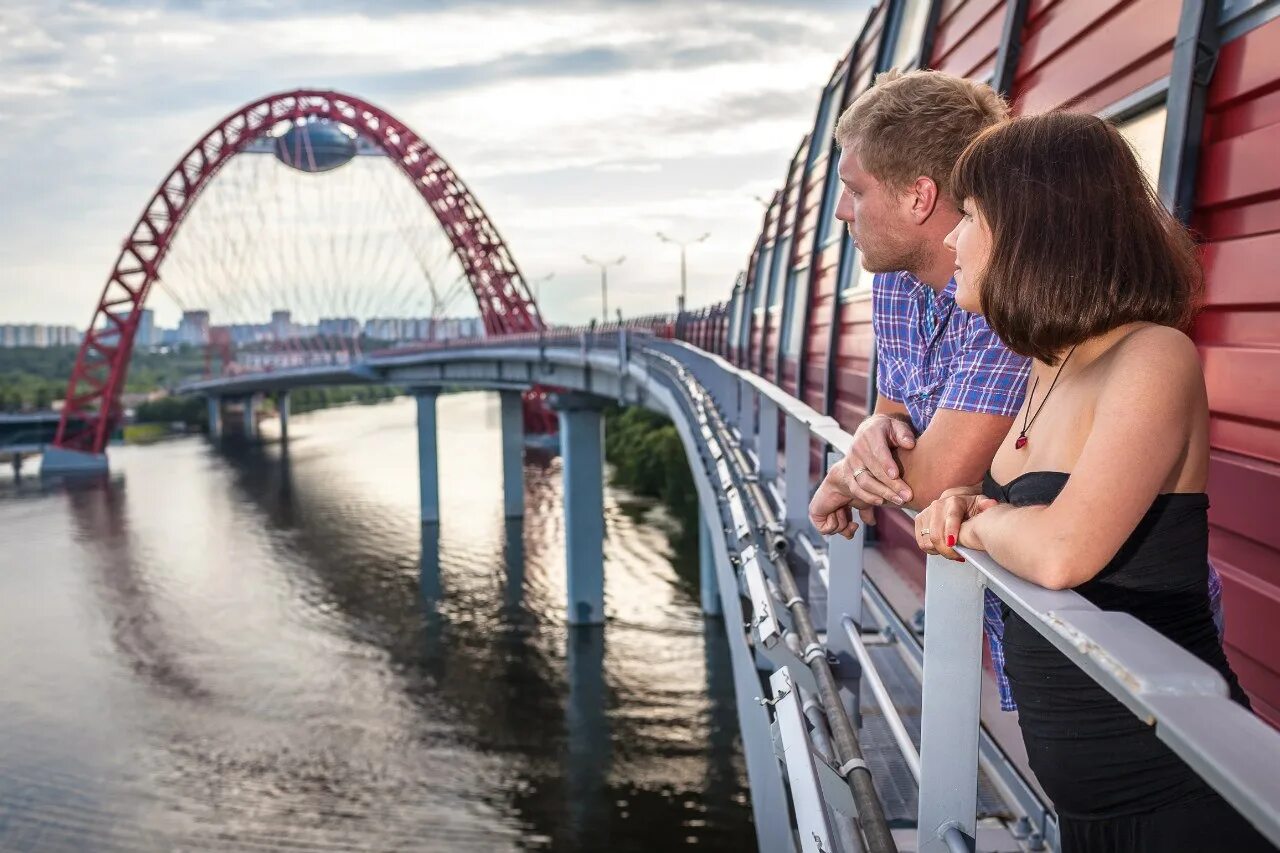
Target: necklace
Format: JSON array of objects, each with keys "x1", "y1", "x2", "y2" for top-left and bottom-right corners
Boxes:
[{"x1": 1015, "y1": 344, "x2": 1079, "y2": 450}]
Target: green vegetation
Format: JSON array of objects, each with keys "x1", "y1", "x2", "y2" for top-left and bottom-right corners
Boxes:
[
  {"x1": 122, "y1": 422, "x2": 172, "y2": 444},
  {"x1": 0, "y1": 345, "x2": 207, "y2": 411},
  {"x1": 134, "y1": 394, "x2": 209, "y2": 426},
  {"x1": 289, "y1": 385, "x2": 399, "y2": 414},
  {"x1": 604, "y1": 405, "x2": 697, "y2": 526}
]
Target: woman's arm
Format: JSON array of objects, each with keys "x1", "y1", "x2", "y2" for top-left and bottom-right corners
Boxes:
[{"x1": 959, "y1": 327, "x2": 1206, "y2": 590}]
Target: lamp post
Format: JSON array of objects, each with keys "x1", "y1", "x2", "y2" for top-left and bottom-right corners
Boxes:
[
  {"x1": 582, "y1": 255, "x2": 625, "y2": 325},
  {"x1": 656, "y1": 231, "x2": 710, "y2": 314},
  {"x1": 530, "y1": 272, "x2": 554, "y2": 306}
]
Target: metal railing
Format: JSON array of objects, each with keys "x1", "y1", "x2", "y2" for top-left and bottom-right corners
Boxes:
[{"x1": 643, "y1": 335, "x2": 1280, "y2": 853}]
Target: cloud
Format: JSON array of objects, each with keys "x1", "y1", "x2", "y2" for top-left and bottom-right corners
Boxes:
[{"x1": 0, "y1": 0, "x2": 870, "y2": 325}]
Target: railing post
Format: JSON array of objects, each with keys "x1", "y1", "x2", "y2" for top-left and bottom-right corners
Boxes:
[
  {"x1": 737, "y1": 378, "x2": 756, "y2": 450},
  {"x1": 825, "y1": 450, "x2": 865, "y2": 727},
  {"x1": 758, "y1": 397, "x2": 779, "y2": 484},
  {"x1": 916, "y1": 553, "x2": 984, "y2": 852},
  {"x1": 783, "y1": 414, "x2": 812, "y2": 538}
]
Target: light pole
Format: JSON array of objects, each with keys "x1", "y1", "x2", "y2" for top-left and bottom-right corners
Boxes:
[
  {"x1": 656, "y1": 231, "x2": 710, "y2": 314},
  {"x1": 530, "y1": 272, "x2": 554, "y2": 306},
  {"x1": 582, "y1": 255, "x2": 625, "y2": 325}
]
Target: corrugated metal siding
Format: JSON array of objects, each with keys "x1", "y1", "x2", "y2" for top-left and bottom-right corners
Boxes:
[
  {"x1": 764, "y1": 142, "x2": 809, "y2": 385},
  {"x1": 1012, "y1": 0, "x2": 1179, "y2": 115},
  {"x1": 1193, "y1": 15, "x2": 1280, "y2": 727},
  {"x1": 929, "y1": 0, "x2": 1005, "y2": 78}
]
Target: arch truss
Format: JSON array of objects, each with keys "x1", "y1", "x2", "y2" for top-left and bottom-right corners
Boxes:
[{"x1": 56, "y1": 89, "x2": 543, "y2": 455}]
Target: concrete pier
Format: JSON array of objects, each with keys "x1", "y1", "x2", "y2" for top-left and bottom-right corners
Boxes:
[
  {"x1": 552, "y1": 392, "x2": 607, "y2": 625},
  {"x1": 277, "y1": 391, "x2": 290, "y2": 441},
  {"x1": 416, "y1": 390, "x2": 440, "y2": 524},
  {"x1": 499, "y1": 390, "x2": 524, "y2": 519},
  {"x1": 243, "y1": 394, "x2": 259, "y2": 440},
  {"x1": 207, "y1": 396, "x2": 222, "y2": 440}
]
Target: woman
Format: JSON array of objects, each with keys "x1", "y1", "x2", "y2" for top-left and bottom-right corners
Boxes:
[{"x1": 911, "y1": 112, "x2": 1271, "y2": 852}]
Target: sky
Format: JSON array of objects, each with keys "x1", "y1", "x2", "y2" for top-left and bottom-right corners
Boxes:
[{"x1": 0, "y1": 0, "x2": 870, "y2": 328}]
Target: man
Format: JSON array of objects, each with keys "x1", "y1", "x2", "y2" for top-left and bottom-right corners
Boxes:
[{"x1": 807, "y1": 69, "x2": 1222, "y2": 712}]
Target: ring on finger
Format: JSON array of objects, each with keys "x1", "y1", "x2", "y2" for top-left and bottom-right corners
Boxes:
[
  {"x1": 920, "y1": 528, "x2": 931, "y2": 536},
  {"x1": 851, "y1": 466, "x2": 869, "y2": 479}
]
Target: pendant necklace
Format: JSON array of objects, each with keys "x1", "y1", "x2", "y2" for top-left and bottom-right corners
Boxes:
[{"x1": 1015, "y1": 343, "x2": 1079, "y2": 450}]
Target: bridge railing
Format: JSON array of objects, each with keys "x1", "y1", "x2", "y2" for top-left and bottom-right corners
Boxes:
[{"x1": 642, "y1": 336, "x2": 1280, "y2": 853}]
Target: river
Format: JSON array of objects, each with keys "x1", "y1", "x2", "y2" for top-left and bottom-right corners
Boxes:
[{"x1": 0, "y1": 393, "x2": 754, "y2": 852}]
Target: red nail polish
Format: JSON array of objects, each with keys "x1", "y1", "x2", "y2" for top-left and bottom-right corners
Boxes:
[{"x1": 947, "y1": 534, "x2": 956, "y2": 547}]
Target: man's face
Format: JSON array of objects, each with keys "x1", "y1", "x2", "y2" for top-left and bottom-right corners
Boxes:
[{"x1": 835, "y1": 146, "x2": 928, "y2": 275}]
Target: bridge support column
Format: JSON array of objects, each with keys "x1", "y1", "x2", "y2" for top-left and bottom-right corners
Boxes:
[
  {"x1": 243, "y1": 394, "x2": 259, "y2": 440},
  {"x1": 416, "y1": 390, "x2": 441, "y2": 525},
  {"x1": 39, "y1": 446, "x2": 108, "y2": 475},
  {"x1": 277, "y1": 391, "x2": 290, "y2": 442},
  {"x1": 207, "y1": 396, "x2": 222, "y2": 440},
  {"x1": 552, "y1": 392, "x2": 607, "y2": 625},
  {"x1": 499, "y1": 390, "x2": 524, "y2": 518},
  {"x1": 699, "y1": 508, "x2": 721, "y2": 616}
]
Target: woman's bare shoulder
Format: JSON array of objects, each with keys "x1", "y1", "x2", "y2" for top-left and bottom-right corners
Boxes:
[{"x1": 1099, "y1": 324, "x2": 1203, "y2": 405}]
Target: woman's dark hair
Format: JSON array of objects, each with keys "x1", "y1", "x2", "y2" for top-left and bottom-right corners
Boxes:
[{"x1": 950, "y1": 111, "x2": 1202, "y2": 364}]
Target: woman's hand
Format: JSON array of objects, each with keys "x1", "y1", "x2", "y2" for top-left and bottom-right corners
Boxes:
[{"x1": 914, "y1": 485, "x2": 999, "y2": 561}]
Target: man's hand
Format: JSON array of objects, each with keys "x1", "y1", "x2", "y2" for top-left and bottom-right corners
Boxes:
[{"x1": 808, "y1": 414, "x2": 918, "y2": 537}]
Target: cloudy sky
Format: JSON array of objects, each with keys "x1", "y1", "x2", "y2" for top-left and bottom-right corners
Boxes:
[{"x1": 0, "y1": 0, "x2": 869, "y2": 328}]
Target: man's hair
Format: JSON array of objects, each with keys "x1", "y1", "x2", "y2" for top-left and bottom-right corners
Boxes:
[
  {"x1": 951, "y1": 111, "x2": 1202, "y2": 364},
  {"x1": 834, "y1": 69, "x2": 1008, "y2": 200}
]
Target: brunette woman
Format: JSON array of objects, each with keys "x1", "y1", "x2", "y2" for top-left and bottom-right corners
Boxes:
[{"x1": 912, "y1": 112, "x2": 1272, "y2": 852}]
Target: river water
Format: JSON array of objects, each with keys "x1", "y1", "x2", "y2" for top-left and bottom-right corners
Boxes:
[{"x1": 0, "y1": 393, "x2": 754, "y2": 852}]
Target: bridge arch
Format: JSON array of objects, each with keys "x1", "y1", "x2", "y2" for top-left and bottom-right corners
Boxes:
[{"x1": 56, "y1": 88, "x2": 542, "y2": 455}]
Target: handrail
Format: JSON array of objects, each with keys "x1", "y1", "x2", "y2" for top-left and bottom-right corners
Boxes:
[{"x1": 646, "y1": 348, "x2": 896, "y2": 852}]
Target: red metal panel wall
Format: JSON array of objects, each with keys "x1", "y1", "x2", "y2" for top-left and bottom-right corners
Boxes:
[
  {"x1": 748, "y1": 204, "x2": 779, "y2": 370},
  {"x1": 801, "y1": 4, "x2": 891, "y2": 423},
  {"x1": 781, "y1": 65, "x2": 841, "y2": 398},
  {"x1": 764, "y1": 142, "x2": 809, "y2": 385},
  {"x1": 929, "y1": 0, "x2": 1005, "y2": 78},
  {"x1": 1192, "y1": 17, "x2": 1280, "y2": 727},
  {"x1": 1011, "y1": 0, "x2": 1179, "y2": 115}
]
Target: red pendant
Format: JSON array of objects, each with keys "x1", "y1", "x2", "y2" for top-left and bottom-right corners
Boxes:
[{"x1": 1015, "y1": 434, "x2": 1028, "y2": 450}]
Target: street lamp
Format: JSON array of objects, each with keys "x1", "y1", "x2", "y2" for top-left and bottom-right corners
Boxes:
[
  {"x1": 656, "y1": 231, "x2": 710, "y2": 313},
  {"x1": 530, "y1": 272, "x2": 554, "y2": 306},
  {"x1": 582, "y1": 255, "x2": 625, "y2": 325}
]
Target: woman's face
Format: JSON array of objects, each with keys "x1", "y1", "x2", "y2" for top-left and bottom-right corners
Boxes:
[{"x1": 943, "y1": 198, "x2": 992, "y2": 314}]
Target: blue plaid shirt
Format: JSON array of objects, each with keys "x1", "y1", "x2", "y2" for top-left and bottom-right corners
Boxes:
[{"x1": 870, "y1": 271, "x2": 1224, "y2": 711}]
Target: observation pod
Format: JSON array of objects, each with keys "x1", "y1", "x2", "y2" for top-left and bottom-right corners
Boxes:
[{"x1": 273, "y1": 119, "x2": 358, "y2": 173}]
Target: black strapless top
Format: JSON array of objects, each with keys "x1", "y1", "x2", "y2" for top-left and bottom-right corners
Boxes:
[{"x1": 980, "y1": 470, "x2": 1253, "y2": 822}]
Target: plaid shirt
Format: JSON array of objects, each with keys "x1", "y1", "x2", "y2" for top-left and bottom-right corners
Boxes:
[{"x1": 870, "y1": 271, "x2": 1224, "y2": 711}]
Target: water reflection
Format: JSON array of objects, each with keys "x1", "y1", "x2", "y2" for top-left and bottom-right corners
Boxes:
[{"x1": 0, "y1": 395, "x2": 755, "y2": 851}]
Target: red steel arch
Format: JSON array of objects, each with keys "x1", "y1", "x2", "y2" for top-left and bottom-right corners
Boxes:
[{"x1": 55, "y1": 88, "x2": 544, "y2": 454}]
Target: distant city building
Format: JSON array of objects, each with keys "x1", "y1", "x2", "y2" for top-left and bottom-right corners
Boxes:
[
  {"x1": 0, "y1": 324, "x2": 83, "y2": 348},
  {"x1": 136, "y1": 309, "x2": 156, "y2": 348},
  {"x1": 0, "y1": 311, "x2": 483, "y2": 352},
  {"x1": 271, "y1": 310, "x2": 292, "y2": 340},
  {"x1": 318, "y1": 317, "x2": 360, "y2": 338},
  {"x1": 177, "y1": 310, "x2": 211, "y2": 346}
]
